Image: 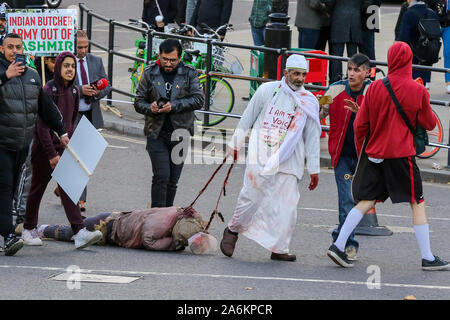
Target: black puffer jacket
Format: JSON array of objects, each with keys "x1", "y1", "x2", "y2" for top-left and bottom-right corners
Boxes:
[
  {"x1": 134, "y1": 61, "x2": 204, "y2": 138},
  {"x1": 0, "y1": 55, "x2": 65, "y2": 152}
]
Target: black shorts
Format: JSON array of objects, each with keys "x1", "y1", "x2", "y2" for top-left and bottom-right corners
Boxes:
[{"x1": 355, "y1": 156, "x2": 424, "y2": 204}]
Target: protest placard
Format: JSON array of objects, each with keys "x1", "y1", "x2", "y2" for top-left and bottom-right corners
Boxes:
[
  {"x1": 6, "y1": 9, "x2": 77, "y2": 56},
  {"x1": 52, "y1": 116, "x2": 108, "y2": 205}
]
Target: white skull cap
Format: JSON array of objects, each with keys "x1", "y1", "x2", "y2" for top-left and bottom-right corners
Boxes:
[{"x1": 285, "y1": 54, "x2": 308, "y2": 72}]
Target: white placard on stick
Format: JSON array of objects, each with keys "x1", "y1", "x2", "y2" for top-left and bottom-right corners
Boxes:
[{"x1": 52, "y1": 116, "x2": 108, "y2": 204}]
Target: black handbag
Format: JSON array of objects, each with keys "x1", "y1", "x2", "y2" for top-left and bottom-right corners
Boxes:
[{"x1": 382, "y1": 77, "x2": 428, "y2": 156}]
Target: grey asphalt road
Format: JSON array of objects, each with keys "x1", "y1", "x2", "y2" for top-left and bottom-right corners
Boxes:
[{"x1": 2, "y1": 129, "x2": 450, "y2": 301}]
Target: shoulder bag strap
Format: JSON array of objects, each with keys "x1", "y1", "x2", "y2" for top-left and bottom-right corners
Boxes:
[{"x1": 382, "y1": 77, "x2": 415, "y2": 134}]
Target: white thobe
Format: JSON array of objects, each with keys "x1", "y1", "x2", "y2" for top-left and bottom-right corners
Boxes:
[{"x1": 227, "y1": 81, "x2": 321, "y2": 254}]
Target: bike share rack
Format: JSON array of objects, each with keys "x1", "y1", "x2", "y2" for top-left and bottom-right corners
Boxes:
[{"x1": 79, "y1": 3, "x2": 450, "y2": 166}]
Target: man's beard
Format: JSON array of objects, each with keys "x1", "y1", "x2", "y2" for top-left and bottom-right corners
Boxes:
[
  {"x1": 287, "y1": 78, "x2": 303, "y2": 91},
  {"x1": 0, "y1": 27, "x2": 5, "y2": 34}
]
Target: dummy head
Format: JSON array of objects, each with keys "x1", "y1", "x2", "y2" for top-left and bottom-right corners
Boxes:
[{"x1": 188, "y1": 232, "x2": 218, "y2": 254}]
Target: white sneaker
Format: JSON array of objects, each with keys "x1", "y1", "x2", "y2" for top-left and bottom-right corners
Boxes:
[
  {"x1": 22, "y1": 228, "x2": 43, "y2": 246},
  {"x1": 73, "y1": 228, "x2": 102, "y2": 249},
  {"x1": 446, "y1": 85, "x2": 450, "y2": 94}
]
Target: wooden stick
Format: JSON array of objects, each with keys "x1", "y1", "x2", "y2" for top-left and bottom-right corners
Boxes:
[
  {"x1": 41, "y1": 57, "x2": 46, "y2": 86},
  {"x1": 66, "y1": 145, "x2": 92, "y2": 177}
]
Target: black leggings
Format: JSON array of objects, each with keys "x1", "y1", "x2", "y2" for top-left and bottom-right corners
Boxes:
[{"x1": 43, "y1": 212, "x2": 116, "y2": 245}]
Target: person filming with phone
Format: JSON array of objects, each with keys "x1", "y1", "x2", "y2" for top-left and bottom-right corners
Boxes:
[
  {"x1": 134, "y1": 39, "x2": 203, "y2": 208},
  {"x1": 0, "y1": 33, "x2": 69, "y2": 256}
]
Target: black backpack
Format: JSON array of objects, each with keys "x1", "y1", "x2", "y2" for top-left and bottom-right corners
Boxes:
[{"x1": 411, "y1": 9, "x2": 442, "y2": 65}]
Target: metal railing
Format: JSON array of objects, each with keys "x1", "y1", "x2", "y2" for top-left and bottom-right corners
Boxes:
[{"x1": 78, "y1": 3, "x2": 450, "y2": 162}]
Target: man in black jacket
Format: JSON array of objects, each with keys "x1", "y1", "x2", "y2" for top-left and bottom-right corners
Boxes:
[
  {"x1": 189, "y1": 0, "x2": 233, "y2": 39},
  {"x1": 134, "y1": 39, "x2": 204, "y2": 208},
  {"x1": 0, "y1": 33, "x2": 68, "y2": 256}
]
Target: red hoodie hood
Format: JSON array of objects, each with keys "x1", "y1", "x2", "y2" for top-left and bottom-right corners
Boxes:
[{"x1": 387, "y1": 41, "x2": 413, "y2": 79}]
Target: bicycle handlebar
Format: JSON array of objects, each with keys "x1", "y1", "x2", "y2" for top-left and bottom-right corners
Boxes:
[
  {"x1": 179, "y1": 23, "x2": 233, "y2": 39},
  {"x1": 129, "y1": 18, "x2": 151, "y2": 31}
]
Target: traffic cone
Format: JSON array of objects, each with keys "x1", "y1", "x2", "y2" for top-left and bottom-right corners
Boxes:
[{"x1": 355, "y1": 206, "x2": 393, "y2": 236}]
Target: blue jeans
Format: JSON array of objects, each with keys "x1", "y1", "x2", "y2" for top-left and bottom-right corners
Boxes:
[
  {"x1": 442, "y1": 26, "x2": 450, "y2": 83},
  {"x1": 331, "y1": 155, "x2": 359, "y2": 251},
  {"x1": 251, "y1": 26, "x2": 266, "y2": 46},
  {"x1": 146, "y1": 131, "x2": 186, "y2": 208},
  {"x1": 297, "y1": 27, "x2": 320, "y2": 49}
]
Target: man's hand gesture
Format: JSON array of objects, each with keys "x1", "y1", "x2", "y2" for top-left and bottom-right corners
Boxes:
[{"x1": 344, "y1": 99, "x2": 360, "y2": 113}]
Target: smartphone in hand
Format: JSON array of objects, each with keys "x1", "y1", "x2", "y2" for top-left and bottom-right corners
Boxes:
[{"x1": 15, "y1": 54, "x2": 26, "y2": 66}]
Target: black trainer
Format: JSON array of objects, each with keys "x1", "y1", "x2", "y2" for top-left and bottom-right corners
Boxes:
[
  {"x1": 422, "y1": 256, "x2": 449, "y2": 271},
  {"x1": 327, "y1": 244, "x2": 354, "y2": 268},
  {"x1": 4, "y1": 233, "x2": 24, "y2": 256}
]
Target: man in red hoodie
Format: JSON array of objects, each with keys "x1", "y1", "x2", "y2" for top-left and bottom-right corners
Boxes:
[
  {"x1": 327, "y1": 41, "x2": 449, "y2": 271},
  {"x1": 21, "y1": 52, "x2": 102, "y2": 250}
]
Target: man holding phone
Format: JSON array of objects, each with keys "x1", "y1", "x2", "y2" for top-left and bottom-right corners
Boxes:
[
  {"x1": 0, "y1": 33, "x2": 68, "y2": 256},
  {"x1": 134, "y1": 39, "x2": 203, "y2": 208},
  {"x1": 74, "y1": 30, "x2": 111, "y2": 211}
]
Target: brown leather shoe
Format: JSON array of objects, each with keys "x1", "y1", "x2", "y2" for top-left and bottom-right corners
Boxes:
[
  {"x1": 220, "y1": 227, "x2": 238, "y2": 257},
  {"x1": 270, "y1": 252, "x2": 296, "y2": 262}
]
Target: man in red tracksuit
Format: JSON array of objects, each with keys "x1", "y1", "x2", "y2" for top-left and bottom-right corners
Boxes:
[
  {"x1": 327, "y1": 41, "x2": 449, "y2": 270},
  {"x1": 320, "y1": 53, "x2": 371, "y2": 261}
]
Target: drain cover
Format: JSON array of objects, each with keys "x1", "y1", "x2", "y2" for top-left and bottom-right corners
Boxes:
[{"x1": 49, "y1": 273, "x2": 141, "y2": 284}]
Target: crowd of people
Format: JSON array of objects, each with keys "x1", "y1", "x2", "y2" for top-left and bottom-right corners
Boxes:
[{"x1": 0, "y1": 1, "x2": 448, "y2": 273}]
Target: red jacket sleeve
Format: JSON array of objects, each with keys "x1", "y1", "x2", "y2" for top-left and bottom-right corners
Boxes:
[
  {"x1": 417, "y1": 89, "x2": 436, "y2": 131},
  {"x1": 354, "y1": 85, "x2": 371, "y2": 156}
]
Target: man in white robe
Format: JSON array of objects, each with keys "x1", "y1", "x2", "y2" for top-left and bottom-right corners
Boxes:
[{"x1": 220, "y1": 55, "x2": 322, "y2": 261}]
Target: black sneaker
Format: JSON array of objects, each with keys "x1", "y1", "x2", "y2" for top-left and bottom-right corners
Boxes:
[
  {"x1": 422, "y1": 256, "x2": 449, "y2": 271},
  {"x1": 4, "y1": 233, "x2": 24, "y2": 256},
  {"x1": 327, "y1": 244, "x2": 354, "y2": 268}
]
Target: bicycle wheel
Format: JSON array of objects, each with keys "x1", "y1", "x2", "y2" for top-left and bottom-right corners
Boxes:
[
  {"x1": 197, "y1": 76, "x2": 235, "y2": 126},
  {"x1": 417, "y1": 109, "x2": 444, "y2": 159}
]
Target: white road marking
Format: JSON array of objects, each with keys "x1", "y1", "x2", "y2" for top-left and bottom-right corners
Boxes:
[{"x1": 1, "y1": 264, "x2": 449, "y2": 291}]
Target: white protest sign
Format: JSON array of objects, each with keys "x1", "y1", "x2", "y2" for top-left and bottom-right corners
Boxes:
[
  {"x1": 52, "y1": 116, "x2": 108, "y2": 205},
  {"x1": 7, "y1": 9, "x2": 77, "y2": 56}
]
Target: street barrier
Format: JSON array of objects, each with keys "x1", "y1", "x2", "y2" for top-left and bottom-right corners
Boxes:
[{"x1": 78, "y1": 3, "x2": 450, "y2": 163}]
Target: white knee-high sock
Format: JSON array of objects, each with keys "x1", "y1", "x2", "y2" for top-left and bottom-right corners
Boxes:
[
  {"x1": 413, "y1": 224, "x2": 434, "y2": 261},
  {"x1": 334, "y1": 208, "x2": 364, "y2": 252}
]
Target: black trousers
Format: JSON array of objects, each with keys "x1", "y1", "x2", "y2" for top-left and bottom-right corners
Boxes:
[
  {"x1": 0, "y1": 147, "x2": 29, "y2": 238},
  {"x1": 146, "y1": 130, "x2": 186, "y2": 208},
  {"x1": 329, "y1": 42, "x2": 358, "y2": 83}
]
